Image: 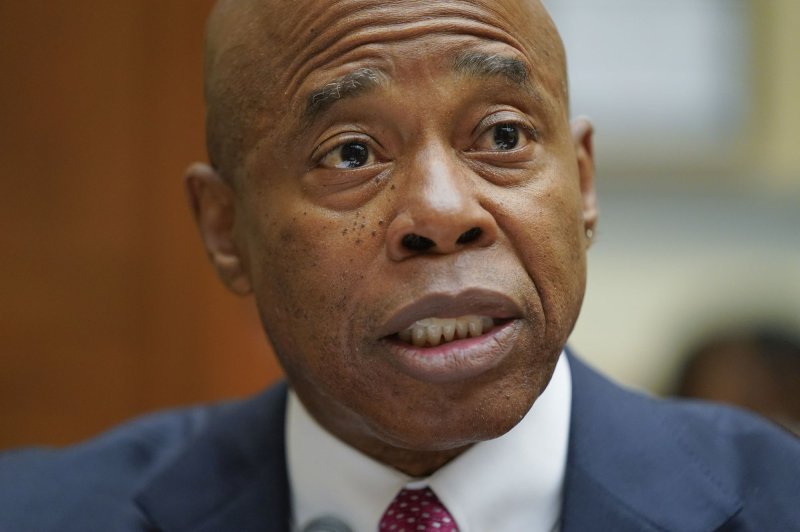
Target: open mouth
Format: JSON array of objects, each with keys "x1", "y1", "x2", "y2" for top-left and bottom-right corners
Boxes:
[
  {"x1": 378, "y1": 290, "x2": 523, "y2": 382},
  {"x1": 394, "y1": 315, "x2": 512, "y2": 348}
]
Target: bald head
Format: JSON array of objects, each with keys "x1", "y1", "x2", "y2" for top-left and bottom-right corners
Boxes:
[
  {"x1": 203, "y1": 0, "x2": 274, "y2": 178},
  {"x1": 202, "y1": 0, "x2": 568, "y2": 179}
]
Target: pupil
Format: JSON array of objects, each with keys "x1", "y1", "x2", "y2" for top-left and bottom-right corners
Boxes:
[
  {"x1": 339, "y1": 143, "x2": 369, "y2": 168},
  {"x1": 493, "y1": 124, "x2": 519, "y2": 150}
]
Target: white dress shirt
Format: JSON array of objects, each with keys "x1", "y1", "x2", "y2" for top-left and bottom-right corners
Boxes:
[{"x1": 287, "y1": 352, "x2": 572, "y2": 532}]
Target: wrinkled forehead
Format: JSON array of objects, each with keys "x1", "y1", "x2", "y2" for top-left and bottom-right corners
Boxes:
[
  {"x1": 206, "y1": 0, "x2": 566, "y2": 103},
  {"x1": 204, "y1": 0, "x2": 567, "y2": 175}
]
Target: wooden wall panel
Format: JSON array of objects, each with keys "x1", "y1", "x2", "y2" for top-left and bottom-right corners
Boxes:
[{"x1": 0, "y1": 1, "x2": 282, "y2": 449}]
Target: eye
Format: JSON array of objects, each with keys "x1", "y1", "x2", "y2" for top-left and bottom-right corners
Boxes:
[
  {"x1": 319, "y1": 141, "x2": 374, "y2": 169},
  {"x1": 473, "y1": 122, "x2": 533, "y2": 152}
]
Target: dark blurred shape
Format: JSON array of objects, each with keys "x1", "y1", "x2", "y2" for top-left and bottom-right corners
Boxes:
[{"x1": 674, "y1": 326, "x2": 800, "y2": 435}]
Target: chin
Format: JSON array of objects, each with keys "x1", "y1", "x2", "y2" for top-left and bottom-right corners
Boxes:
[{"x1": 368, "y1": 391, "x2": 537, "y2": 452}]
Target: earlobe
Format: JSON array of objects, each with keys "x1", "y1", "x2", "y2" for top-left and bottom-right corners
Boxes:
[
  {"x1": 184, "y1": 163, "x2": 252, "y2": 295},
  {"x1": 570, "y1": 117, "x2": 599, "y2": 248}
]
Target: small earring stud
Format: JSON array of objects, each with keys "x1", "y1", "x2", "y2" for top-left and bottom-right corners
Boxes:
[{"x1": 585, "y1": 228, "x2": 594, "y2": 239}]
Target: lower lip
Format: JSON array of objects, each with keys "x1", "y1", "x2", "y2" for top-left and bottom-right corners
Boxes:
[{"x1": 383, "y1": 320, "x2": 521, "y2": 383}]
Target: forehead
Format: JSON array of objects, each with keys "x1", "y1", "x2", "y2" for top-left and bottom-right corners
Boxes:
[
  {"x1": 289, "y1": 3, "x2": 549, "y2": 83},
  {"x1": 205, "y1": 0, "x2": 566, "y2": 169},
  {"x1": 208, "y1": 0, "x2": 565, "y2": 103}
]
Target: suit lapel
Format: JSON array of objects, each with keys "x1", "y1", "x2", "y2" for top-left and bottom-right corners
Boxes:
[
  {"x1": 135, "y1": 383, "x2": 292, "y2": 532},
  {"x1": 561, "y1": 353, "x2": 741, "y2": 532}
]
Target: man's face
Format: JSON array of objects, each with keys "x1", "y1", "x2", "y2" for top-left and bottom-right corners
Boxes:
[{"x1": 192, "y1": 0, "x2": 596, "y2": 472}]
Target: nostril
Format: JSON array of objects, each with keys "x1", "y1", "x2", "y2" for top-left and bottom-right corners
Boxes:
[
  {"x1": 456, "y1": 227, "x2": 482, "y2": 245},
  {"x1": 401, "y1": 233, "x2": 436, "y2": 252}
]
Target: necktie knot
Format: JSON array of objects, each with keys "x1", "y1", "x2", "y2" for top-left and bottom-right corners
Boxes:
[{"x1": 379, "y1": 487, "x2": 459, "y2": 531}]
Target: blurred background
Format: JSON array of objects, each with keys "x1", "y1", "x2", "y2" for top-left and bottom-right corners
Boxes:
[{"x1": 1, "y1": 0, "x2": 798, "y2": 449}]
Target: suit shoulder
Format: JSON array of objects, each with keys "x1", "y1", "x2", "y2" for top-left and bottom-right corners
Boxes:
[
  {"x1": 0, "y1": 402, "x2": 228, "y2": 531},
  {"x1": 567, "y1": 354, "x2": 800, "y2": 530},
  {"x1": 626, "y1": 392, "x2": 800, "y2": 528},
  {"x1": 663, "y1": 400, "x2": 799, "y2": 495}
]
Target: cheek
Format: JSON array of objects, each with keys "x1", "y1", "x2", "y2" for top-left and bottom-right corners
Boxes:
[
  {"x1": 535, "y1": 183, "x2": 586, "y2": 333},
  {"x1": 497, "y1": 168, "x2": 586, "y2": 337},
  {"x1": 244, "y1": 202, "x2": 385, "y2": 373}
]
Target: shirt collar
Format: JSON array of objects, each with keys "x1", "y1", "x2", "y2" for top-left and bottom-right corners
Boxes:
[{"x1": 287, "y1": 352, "x2": 572, "y2": 532}]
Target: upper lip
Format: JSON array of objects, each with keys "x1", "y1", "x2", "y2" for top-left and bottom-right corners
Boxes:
[{"x1": 378, "y1": 288, "x2": 523, "y2": 337}]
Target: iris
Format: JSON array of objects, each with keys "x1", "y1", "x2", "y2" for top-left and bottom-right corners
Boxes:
[
  {"x1": 493, "y1": 124, "x2": 519, "y2": 150},
  {"x1": 338, "y1": 142, "x2": 369, "y2": 168}
]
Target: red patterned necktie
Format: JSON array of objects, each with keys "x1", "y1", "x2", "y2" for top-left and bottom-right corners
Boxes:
[{"x1": 379, "y1": 486, "x2": 459, "y2": 531}]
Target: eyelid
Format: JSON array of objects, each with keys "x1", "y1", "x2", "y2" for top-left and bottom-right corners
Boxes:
[
  {"x1": 313, "y1": 132, "x2": 368, "y2": 161},
  {"x1": 311, "y1": 132, "x2": 384, "y2": 169},
  {"x1": 473, "y1": 111, "x2": 540, "y2": 143}
]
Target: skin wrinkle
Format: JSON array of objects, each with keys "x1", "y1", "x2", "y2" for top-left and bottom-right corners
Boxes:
[
  {"x1": 278, "y1": 1, "x2": 567, "y2": 106},
  {"x1": 281, "y1": 1, "x2": 530, "y2": 93},
  {"x1": 286, "y1": 18, "x2": 527, "y2": 99}
]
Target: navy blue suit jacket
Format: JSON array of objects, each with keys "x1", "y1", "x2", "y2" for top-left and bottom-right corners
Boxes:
[{"x1": 2, "y1": 354, "x2": 799, "y2": 531}]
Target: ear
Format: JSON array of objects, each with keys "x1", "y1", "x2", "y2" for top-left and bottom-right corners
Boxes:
[
  {"x1": 184, "y1": 163, "x2": 252, "y2": 295},
  {"x1": 571, "y1": 117, "x2": 598, "y2": 247}
]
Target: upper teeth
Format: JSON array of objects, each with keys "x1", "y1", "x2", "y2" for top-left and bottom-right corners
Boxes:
[{"x1": 398, "y1": 316, "x2": 495, "y2": 347}]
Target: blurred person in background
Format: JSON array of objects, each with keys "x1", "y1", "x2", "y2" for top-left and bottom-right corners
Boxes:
[{"x1": 674, "y1": 325, "x2": 800, "y2": 436}]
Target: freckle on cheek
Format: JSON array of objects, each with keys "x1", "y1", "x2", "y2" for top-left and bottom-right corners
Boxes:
[{"x1": 279, "y1": 228, "x2": 293, "y2": 243}]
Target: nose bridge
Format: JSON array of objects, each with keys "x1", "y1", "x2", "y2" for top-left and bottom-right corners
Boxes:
[
  {"x1": 385, "y1": 143, "x2": 498, "y2": 261},
  {"x1": 415, "y1": 149, "x2": 470, "y2": 218}
]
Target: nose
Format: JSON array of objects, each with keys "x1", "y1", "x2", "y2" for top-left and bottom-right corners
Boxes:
[{"x1": 385, "y1": 149, "x2": 498, "y2": 261}]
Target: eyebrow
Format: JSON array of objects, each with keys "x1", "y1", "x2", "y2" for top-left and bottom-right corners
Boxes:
[
  {"x1": 452, "y1": 51, "x2": 548, "y2": 107},
  {"x1": 303, "y1": 67, "x2": 386, "y2": 124},
  {"x1": 453, "y1": 51, "x2": 529, "y2": 85},
  {"x1": 300, "y1": 52, "x2": 541, "y2": 129}
]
